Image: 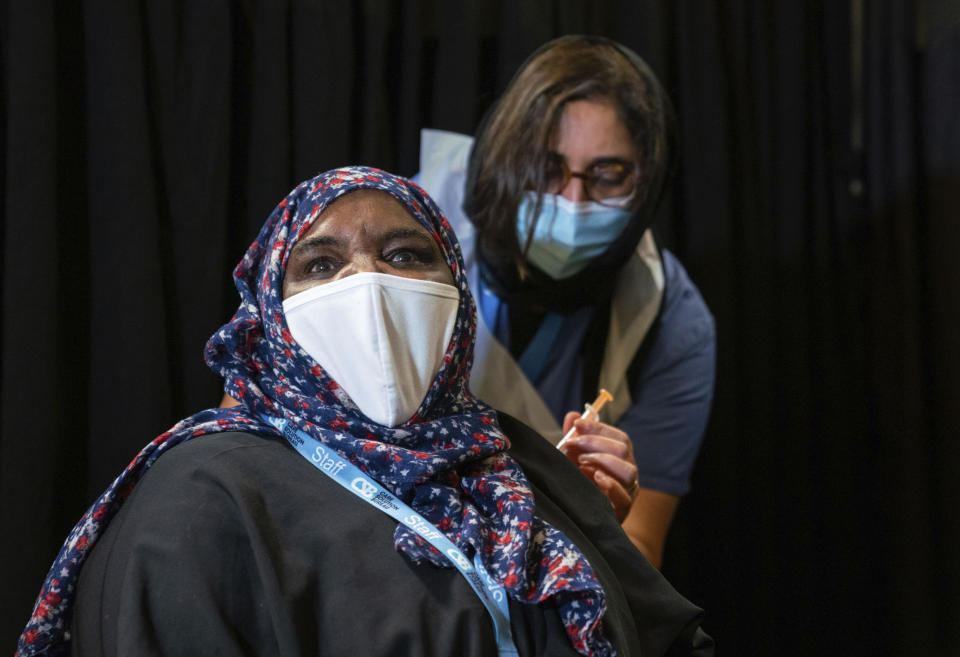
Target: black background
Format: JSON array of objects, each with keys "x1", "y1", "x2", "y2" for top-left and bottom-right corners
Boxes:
[{"x1": 3, "y1": 1, "x2": 959, "y2": 654}]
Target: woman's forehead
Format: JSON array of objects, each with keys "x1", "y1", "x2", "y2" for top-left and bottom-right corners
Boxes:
[{"x1": 301, "y1": 189, "x2": 427, "y2": 240}]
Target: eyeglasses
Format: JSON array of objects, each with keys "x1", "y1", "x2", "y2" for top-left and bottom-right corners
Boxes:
[{"x1": 542, "y1": 155, "x2": 639, "y2": 208}]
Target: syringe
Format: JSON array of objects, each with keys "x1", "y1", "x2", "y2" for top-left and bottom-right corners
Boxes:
[{"x1": 556, "y1": 388, "x2": 613, "y2": 452}]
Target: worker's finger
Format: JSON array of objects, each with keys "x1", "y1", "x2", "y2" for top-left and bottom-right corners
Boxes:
[
  {"x1": 588, "y1": 468, "x2": 634, "y2": 522},
  {"x1": 564, "y1": 432, "x2": 631, "y2": 461},
  {"x1": 562, "y1": 411, "x2": 581, "y2": 435},
  {"x1": 577, "y1": 451, "x2": 638, "y2": 489},
  {"x1": 573, "y1": 418, "x2": 631, "y2": 449}
]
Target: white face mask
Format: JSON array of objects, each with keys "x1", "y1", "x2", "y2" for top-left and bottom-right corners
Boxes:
[{"x1": 282, "y1": 272, "x2": 460, "y2": 427}]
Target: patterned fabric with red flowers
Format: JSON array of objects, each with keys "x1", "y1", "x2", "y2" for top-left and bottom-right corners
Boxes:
[{"x1": 17, "y1": 167, "x2": 612, "y2": 657}]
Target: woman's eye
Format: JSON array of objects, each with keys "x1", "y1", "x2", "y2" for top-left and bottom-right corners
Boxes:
[
  {"x1": 544, "y1": 165, "x2": 564, "y2": 182},
  {"x1": 592, "y1": 178, "x2": 626, "y2": 191},
  {"x1": 305, "y1": 257, "x2": 340, "y2": 275},
  {"x1": 544, "y1": 161, "x2": 566, "y2": 183},
  {"x1": 386, "y1": 249, "x2": 421, "y2": 265},
  {"x1": 591, "y1": 164, "x2": 629, "y2": 185}
]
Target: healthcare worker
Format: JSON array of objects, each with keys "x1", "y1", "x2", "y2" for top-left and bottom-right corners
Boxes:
[{"x1": 418, "y1": 35, "x2": 716, "y2": 568}]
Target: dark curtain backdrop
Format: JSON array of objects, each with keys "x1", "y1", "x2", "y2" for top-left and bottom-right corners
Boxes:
[{"x1": 3, "y1": 1, "x2": 958, "y2": 654}]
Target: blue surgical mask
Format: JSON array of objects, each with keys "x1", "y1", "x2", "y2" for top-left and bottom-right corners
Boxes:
[{"x1": 516, "y1": 192, "x2": 632, "y2": 280}]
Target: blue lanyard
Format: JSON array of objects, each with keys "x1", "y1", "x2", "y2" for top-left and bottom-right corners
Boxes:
[
  {"x1": 261, "y1": 415, "x2": 520, "y2": 657},
  {"x1": 476, "y1": 273, "x2": 564, "y2": 384}
]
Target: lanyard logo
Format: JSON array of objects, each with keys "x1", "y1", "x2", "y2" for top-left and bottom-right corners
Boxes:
[
  {"x1": 446, "y1": 547, "x2": 473, "y2": 571},
  {"x1": 350, "y1": 477, "x2": 378, "y2": 499}
]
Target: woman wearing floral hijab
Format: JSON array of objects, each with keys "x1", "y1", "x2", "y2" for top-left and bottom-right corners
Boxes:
[{"x1": 17, "y1": 167, "x2": 712, "y2": 657}]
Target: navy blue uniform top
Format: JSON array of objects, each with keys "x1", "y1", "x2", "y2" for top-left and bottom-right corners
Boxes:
[{"x1": 483, "y1": 249, "x2": 715, "y2": 496}]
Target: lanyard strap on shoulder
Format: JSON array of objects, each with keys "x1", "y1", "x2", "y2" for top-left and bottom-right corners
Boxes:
[
  {"x1": 517, "y1": 312, "x2": 565, "y2": 383},
  {"x1": 476, "y1": 273, "x2": 564, "y2": 385},
  {"x1": 261, "y1": 415, "x2": 520, "y2": 657}
]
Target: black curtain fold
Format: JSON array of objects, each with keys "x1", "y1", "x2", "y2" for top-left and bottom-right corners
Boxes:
[
  {"x1": 3, "y1": 1, "x2": 958, "y2": 654},
  {"x1": 923, "y1": 19, "x2": 960, "y2": 652}
]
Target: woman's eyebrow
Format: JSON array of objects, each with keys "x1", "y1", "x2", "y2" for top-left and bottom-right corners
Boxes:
[
  {"x1": 588, "y1": 156, "x2": 633, "y2": 165},
  {"x1": 381, "y1": 228, "x2": 433, "y2": 244},
  {"x1": 292, "y1": 235, "x2": 342, "y2": 254},
  {"x1": 291, "y1": 228, "x2": 433, "y2": 257},
  {"x1": 547, "y1": 150, "x2": 632, "y2": 164}
]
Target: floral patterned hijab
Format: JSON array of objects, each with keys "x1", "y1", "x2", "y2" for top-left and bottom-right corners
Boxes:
[{"x1": 18, "y1": 167, "x2": 612, "y2": 657}]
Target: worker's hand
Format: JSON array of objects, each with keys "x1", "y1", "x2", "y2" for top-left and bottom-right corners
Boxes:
[{"x1": 560, "y1": 413, "x2": 639, "y2": 522}]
